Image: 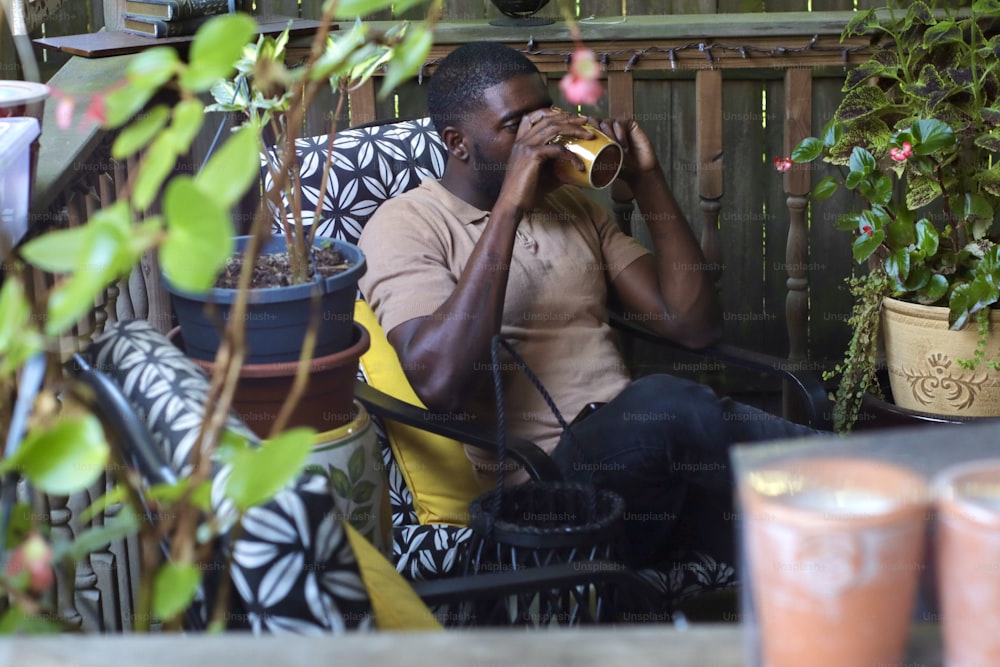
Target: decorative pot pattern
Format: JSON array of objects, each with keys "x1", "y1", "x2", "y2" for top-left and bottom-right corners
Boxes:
[{"x1": 882, "y1": 297, "x2": 1000, "y2": 417}]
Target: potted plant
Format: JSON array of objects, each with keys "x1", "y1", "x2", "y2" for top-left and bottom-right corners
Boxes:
[
  {"x1": 0, "y1": 0, "x2": 435, "y2": 631},
  {"x1": 786, "y1": 0, "x2": 1000, "y2": 431}
]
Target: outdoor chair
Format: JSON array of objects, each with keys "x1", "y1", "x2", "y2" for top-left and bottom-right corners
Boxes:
[
  {"x1": 267, "y1": 116, "x2": 833, "y2": 611},
  {"x1": 69, "y1": 319, "x2": 664, "y2": 631}
]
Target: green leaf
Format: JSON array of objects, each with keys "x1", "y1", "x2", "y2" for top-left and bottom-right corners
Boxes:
[
  {"x1": 918, "y1": 273, "x2": 949, "y2": 303},
  {"x1": 923, "y1": 20, "x2": 962, "y2": 49},
  {"x1": 225, "y1": 427, "x2": 315, "y2": 511},
  {"x1": 911, "y1": 119, "x2": 955, "y2": 155},
  {"x1": 133, "y1": 131, "x2": 179, "y2": 212},
  {"x1": 834, "y1": 213, "x2": 861, "y2": 231},
  {"x1": 153, "y1": 562, "x2": 202, "y2": 622},
  {"x1": 104, "y1": 82, "x2": 158, "y2": 130},
  {"x1": 964, "y1": 194, "x2": 994, "y2": 240},
  {"x1": 18, "y1": 226, "x2": 90, "y2": 273},
  {"x1": 112, "y1": 105, "x2": 170, "y2": 159},
  {"x1": 853, "y1": 229, "x2": 884, "y2": 263},
  {"x1": 833, "y1": 86, "x2": 891, "y2": 124},
  {"x1": 81, "y1": 484, "x2": 128, "y2": 523},
  {"x1": 0, "y1": 280, "x2": 42, "y2": 374},
  {"x1": 378, "y1": 26, "x2": 432, "y2": 99},
  {"x1": 841, "y1": 8, "x2": 880, "y2": 39},
  {"x1": 348, "y1": 446, "x2": 365, "y2": 484},
  {"x1": 0, "y1": 607, "x2": 63, "y2": 634},
  {"x1": 352, "y1": 480, "x2": 375, "y2": 504},
  {"x1": 848, "y1": 146, "x2": 877, "y2": 177},
  {"x1": 975, "y1": 130, "x2": 1000, "y2": 152},
  {"x1": 329, "y1": 467, "x2": 352, "y2": 498},
  {"x1": 67, "y1": 506, "x2": 140, "y2": 562},
  {"x1": 194, "y1": 124, "x2": 261, "y2": 210},
  {"x1": 885, "y1": 248, "x2": 911, "y2": 285},
  {"x1": 845, "y1": 170, "x2": 863, "y2": 190},
  {"x1": 906, "y1": 175, "x2": 943, "y2": 210},
  {"x1": 859, "y1": 173, "x2": 893, "y2": 206},
  {"x1": 916, "y1": 218, "x2": 940, "y2": 256},
  {"x1": 822, "y1": 121, "x2": 843, "y2": 148},
  {"x1": 812, "y1": 176, "x2": 839, "y2": 201},
  {"x1": 0, "y1": 415, "x2": 109, "y2": 496},
  {"x1": 886, "y1": 219, "x2": 916, "y2": 250},
  {"x1": 791, "y1": 137, "x2": 824, "y2": 163},
  {"x1": 168, "y1": 99, "x2": 206, "y2": 154},
  {"x1": 126, "y1": 47, "x2": 180, "y2": 90},
  {"x1": 180, "y1": 14, "x2": 257, "y2": 93},
  {"x1": 44, "y1": 222, "x2": 129, "y2": 336},
  {"x1": 902, "y1": 265, "x2": 930, "y2": 293},
  {"x1": 160, "y1": 176, "x2": 235, "y2": 293}
]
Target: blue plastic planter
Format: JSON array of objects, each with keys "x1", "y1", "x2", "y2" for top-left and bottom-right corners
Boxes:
[{"x1": 164, "y1": 236, "x2": 366, "y2": 364}]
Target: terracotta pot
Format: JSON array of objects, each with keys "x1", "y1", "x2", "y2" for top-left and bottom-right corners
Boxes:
[
  {"x1": 882, "y1": 296, "x2": 1000, "y2": 417},
  {"x1": 168, "y1": 322, "x2": 370, "y2": 438},
  {"x1": 742, "y1": 457, "x2": 929, "y2": 667},
  {"x1": 934, "y1": 459, "x2": 1000, "y2": 667}
]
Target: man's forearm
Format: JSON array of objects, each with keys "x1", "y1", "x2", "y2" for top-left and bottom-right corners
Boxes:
[
  {"x1": 629, "y1": 166, "x2": 722, "y2": 344},
  {"x1": 388, "y1": 206, "x2": 522, "y2": 413}
]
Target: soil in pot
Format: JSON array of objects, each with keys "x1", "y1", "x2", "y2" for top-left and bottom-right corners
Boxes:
[{"x1": 215, "y1": 242, "x2": 353, "y2": 289}]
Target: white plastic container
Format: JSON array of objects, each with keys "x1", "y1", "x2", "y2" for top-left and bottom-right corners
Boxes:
[{"x1": 0, "y1": 117, "x2": 40, "y2": 261}]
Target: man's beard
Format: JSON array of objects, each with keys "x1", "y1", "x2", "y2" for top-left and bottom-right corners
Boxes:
[{"x1": 470, "y1": 141, "x2": 507, "y2": 204}]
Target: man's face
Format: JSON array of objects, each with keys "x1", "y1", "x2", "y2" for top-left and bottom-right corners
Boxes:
[{"x1": 462, "y1": 73, "x2": 556, "y2": 202}]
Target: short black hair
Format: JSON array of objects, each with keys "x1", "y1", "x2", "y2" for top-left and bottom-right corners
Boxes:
[{"x1": 427, "y1": 42, "x2": 539, "y2": 134}]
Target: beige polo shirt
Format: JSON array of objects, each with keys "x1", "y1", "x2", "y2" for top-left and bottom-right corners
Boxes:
[{"x1": 358, "y1": 178, "x2": 650, "y2": 476}]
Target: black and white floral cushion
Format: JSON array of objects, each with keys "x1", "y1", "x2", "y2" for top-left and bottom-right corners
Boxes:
[
  {"x1": 282, "y1": 117, "x2": 737, "y2": 605},
  {"x1": 264, "y1": 117, "x2": 447, "y2": 243},
  {"x1": 86, "y1": 319, "x2": 374, "y2": 634}
]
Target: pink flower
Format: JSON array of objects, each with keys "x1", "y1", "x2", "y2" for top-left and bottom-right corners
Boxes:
[
  {"x1": 55, "y1": 96, "x2": 75, "y2": 130},
  {"x1": 889, "y1": 142, "x2": 913, "y2": 162},
  {"x1": 774, "y1": 156, "x2": 793, "y2": 172},
  {"x1": 861, "y1": 224, "x2": 874, "y2": 237},
  {"x1": 559, "y1": 48, "x2": 603, "y2": 106},
  {"x1": 81, "y1": 94, "x2": 107, "y2": 128},
  {"x1": 6, "y1": 533, "x2": 54, "y2": 595}
]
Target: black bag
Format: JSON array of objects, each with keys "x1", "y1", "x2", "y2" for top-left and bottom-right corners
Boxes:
[{"x1": 458, "y1": 335, "x2": 638, "y2": 626}]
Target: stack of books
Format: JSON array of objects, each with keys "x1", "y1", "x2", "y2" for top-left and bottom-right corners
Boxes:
[{"x1": 122, "y1": 0, "x2": 236, "y2": 38}]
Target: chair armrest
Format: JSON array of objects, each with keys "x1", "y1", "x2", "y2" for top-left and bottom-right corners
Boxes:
[
  {"x1": 609, "y1": 313, "x2": 833, "y2": 431},
  {"x1": 410, "y1": 560, "x2": 665, "y2": 620},
  {"x1": 353, "y1": 380, "x2": 562, "y2": 482},
  {"x1": 68, "y1": 354, "x2": 178, "y2": 486}
]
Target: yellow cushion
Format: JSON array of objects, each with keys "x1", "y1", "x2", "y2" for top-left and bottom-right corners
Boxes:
[
  {"x1": 355, "y1": 300, "x2": 482, "y2": 526},
  {"x1": 344, "y1": 522, "x2": 442, "y2": 631}
]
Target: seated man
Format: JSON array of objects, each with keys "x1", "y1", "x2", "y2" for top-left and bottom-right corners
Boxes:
[{"x1": 358, "y1": 42, "x2": 817, "y2": 568}]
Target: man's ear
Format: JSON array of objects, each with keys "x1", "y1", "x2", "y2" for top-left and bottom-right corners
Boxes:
[{"x1": 441, "y1": 127, "x2": 469, "y2": 161}]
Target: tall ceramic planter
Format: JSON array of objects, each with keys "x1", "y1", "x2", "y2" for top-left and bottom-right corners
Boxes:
[
  {"x1": 311, "y1": 402, "x2": 390, "y2": 556},
  {"x1": 882, "y1": 296, "x2": 1000, "y2": 417},
  {"x1": 164, "y1": 235, "x2": 366, "y2": 364}
]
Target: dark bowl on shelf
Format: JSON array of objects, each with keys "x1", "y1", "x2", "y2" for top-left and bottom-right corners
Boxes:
[{"x1": 489, "y1": 0, "x2": 553, "y2": 26}]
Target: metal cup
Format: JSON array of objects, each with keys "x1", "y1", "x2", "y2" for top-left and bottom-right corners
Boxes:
[{"x1": 549, "y1": 115, "x2": 623, "y2": 190}]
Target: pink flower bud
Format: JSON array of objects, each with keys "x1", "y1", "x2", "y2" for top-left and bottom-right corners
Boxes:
[
  {"x1": 6, "y1": 533, "x2": 54, "y2": 595},
  {"x1": 559, "y1": 48, "x2": 604, "y2": 105},
  {"x1": 774, "y1": 156, "x2": 793, "y2": 172}
]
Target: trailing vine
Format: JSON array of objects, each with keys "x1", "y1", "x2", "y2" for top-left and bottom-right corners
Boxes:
[{"x1": 823, "y1": 270, "x2": 892, "y2": 433}]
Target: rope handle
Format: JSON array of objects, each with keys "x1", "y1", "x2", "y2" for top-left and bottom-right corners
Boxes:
[{"x1": 489, "y1": 334, "x2": 583, "y2": 521}]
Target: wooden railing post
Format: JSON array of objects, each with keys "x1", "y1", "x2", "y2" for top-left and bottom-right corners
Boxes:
[
  {"x1": 783, "y1": 67, "x2": 813, "y2": 421},
  {"x1": 696, "y1": 68, "x2": 724, "y2": 282}
]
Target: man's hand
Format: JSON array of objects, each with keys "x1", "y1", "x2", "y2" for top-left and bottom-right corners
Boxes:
[
  {"x1": 592, "y1": 117, "x2": 660, "y2": 182},
  {"x1": 497, "y1": 108, "x2": 592, "y2": 213}
]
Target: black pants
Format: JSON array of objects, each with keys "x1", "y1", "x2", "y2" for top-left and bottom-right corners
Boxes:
[{"x1": 549, "y1": 374, "x2": 822, "y2": 567}]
